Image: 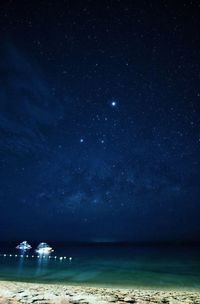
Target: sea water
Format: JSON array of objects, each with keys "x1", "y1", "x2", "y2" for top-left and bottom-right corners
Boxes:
[{"x1": 0, "y1": 243, "x2": 200, "y2": 290}]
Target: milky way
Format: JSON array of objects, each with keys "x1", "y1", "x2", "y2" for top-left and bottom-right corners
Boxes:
[{"x1": 0, "y1": 1, "x2": 200, "y2": 242}]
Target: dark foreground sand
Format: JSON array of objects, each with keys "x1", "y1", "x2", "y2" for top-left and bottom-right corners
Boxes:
[{"x1": 0, "y1": 281, "x2": 200, "y2": 304}]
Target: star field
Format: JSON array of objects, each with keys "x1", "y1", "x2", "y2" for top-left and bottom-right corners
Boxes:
[{"x1": 0, "y1": 0, "x2": 200, "y2": 242}]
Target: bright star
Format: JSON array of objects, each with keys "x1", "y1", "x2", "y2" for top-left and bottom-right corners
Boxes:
[
  {"x1": 111, "y1": 101, "x2": 117, "y2": 107},
  {"x1": 80, "y1": 138, "x2": 84, "y2": 143}
]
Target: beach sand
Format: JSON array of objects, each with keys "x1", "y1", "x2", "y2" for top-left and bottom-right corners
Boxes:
[{"x1": 0, "y1": 280, "x2": 199, "y2": 304}]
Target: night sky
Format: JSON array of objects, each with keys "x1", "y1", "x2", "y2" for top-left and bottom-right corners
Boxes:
[{"x1": 0, "y1": 0, "x2": 200, "y2": 242}]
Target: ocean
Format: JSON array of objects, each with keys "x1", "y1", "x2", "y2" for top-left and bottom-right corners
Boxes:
[{"x1": 0, "y1": 243, "x2": 200, "y2": 290}]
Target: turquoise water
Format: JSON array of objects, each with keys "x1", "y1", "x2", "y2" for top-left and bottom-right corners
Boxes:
[{"x1": 0, "y1": 244, "x2": 200, "y2": 290}]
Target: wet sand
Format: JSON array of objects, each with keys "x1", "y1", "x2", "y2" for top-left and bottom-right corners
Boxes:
[{"x1": 0, "y1": 280, "x2": 200, "y2": 303}]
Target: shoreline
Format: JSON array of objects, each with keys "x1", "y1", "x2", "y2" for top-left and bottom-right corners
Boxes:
[
  {"x1": 0, "y1": 280, "x2": 200, "y2": 304},
  {"x1": 1, "y1": 277, "x2": 200, "y2": 292}
]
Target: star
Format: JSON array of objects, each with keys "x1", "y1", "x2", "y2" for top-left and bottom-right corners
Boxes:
[
  {"x1": 80, "y1": 138, "x2": 84, "y2": 143},
  {"x1": 111, "y1": 101, "x2": 117, "y2": 107}
]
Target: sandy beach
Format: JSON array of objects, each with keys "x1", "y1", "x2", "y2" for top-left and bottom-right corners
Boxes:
[{"x1": 0, "y1": 280, "x2": 200, "y2": 304}]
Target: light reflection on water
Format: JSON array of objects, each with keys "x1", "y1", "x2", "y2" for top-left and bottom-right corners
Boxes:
[
  {"x1": 0, "y1": 244, "x2": 200, "y2": 290},
  {"x1": 17, "y1": 251, "x2": 25, "y2": 275}
]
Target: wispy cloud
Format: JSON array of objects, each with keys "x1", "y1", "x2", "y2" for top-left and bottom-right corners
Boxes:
[{"x1": 0, "y1": 44, "x2": 64, "y2": 155}]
